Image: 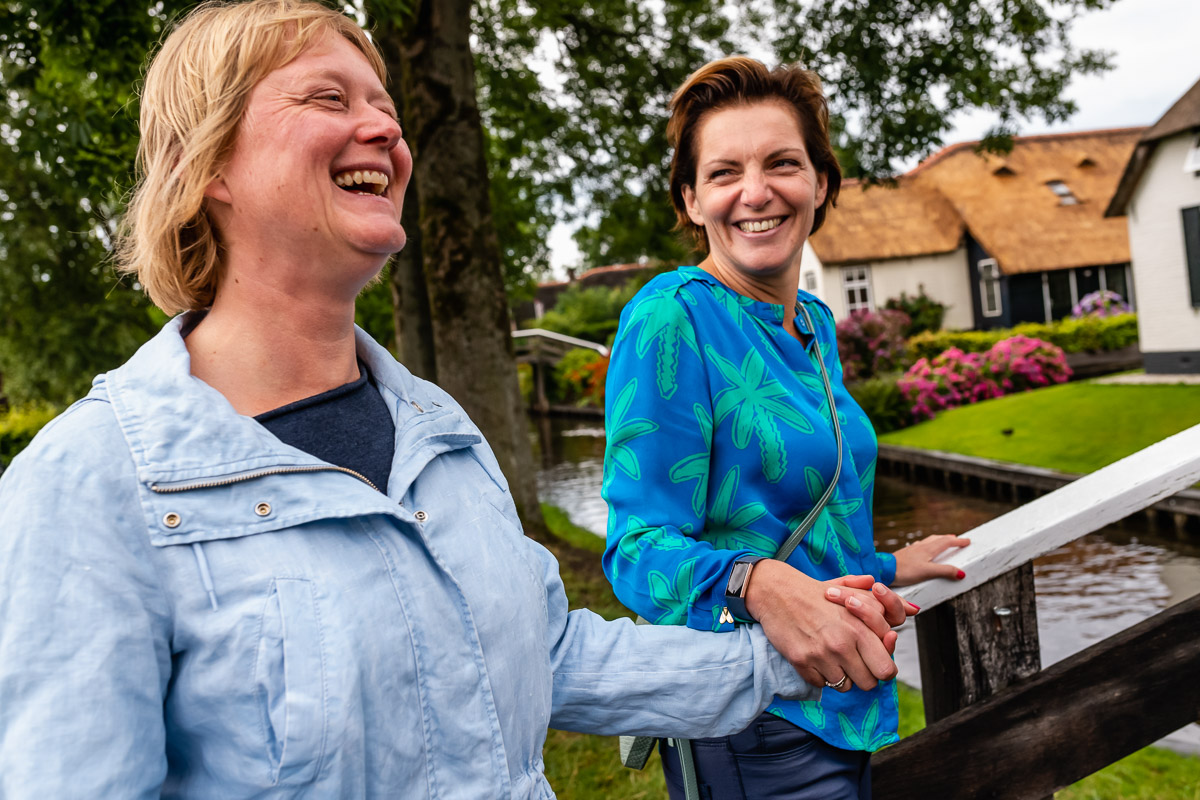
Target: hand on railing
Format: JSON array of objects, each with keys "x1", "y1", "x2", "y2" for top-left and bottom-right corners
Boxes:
[
  {"x1": 891, "y1": 534, "x2": 970, "y2": 587},
  {"x1": 744, "y1": 563, "x2": 914, "y2": 693}
]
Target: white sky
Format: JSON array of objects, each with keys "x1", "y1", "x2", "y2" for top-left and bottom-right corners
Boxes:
[{"x1": 547, "y1": 0, "x2": 1200, "y2": 273}]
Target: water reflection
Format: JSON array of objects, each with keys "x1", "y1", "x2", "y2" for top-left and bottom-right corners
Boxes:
[
  {"x1": 533, "y1": 416, "x2": 1200, "y2": 754},
  {"x1": 533, "y1": 415, "x2": 608, "y2": 536}
]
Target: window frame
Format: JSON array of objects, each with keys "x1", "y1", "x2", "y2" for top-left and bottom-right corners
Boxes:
[
  {"x1": 978, "y1": 258, "x2": 1003, "y2": 318},
  {"x1": 1184, "y1": 136, "x2": 1200, "y2": 174},
  {"x1": 840, "y1": 266, "x2": 874, "y2": 314},
  {"x1": 1046, "y1": 180, "x2": 1079, "y2": 205},
  {"x1": 1184, "y1": 206, "x2": 1200, "y2": 308}
]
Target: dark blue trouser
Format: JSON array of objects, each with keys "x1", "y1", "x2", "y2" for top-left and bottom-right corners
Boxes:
[{"x1": 660, "y1": 711, "x2": 871, "y2": 800}]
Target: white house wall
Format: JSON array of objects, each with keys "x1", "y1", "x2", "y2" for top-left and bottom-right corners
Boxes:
[
  {"x1": 1126, "y1": 132, "x2": 1200, "y2": 361},
  {"x1": 814, "y1": 248, "x2": 974, "y2": 330}
]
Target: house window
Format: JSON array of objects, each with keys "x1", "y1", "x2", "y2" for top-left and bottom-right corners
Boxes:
[
  {"x1": 1045, "y1": 270, "x2": 1073, "y2": 319},
  {"x1": 841, "y1": 267, "x2": 873, "y2": 313},
  {"x1": 804, "y1": 271, "x2": 818, "y2": 292},
  {"x1": 1046, "y1": 180, "x2": 1079, "y2": 205},
  {"x1": 1184, "y1": 136, "x2": 1200, "y2": 174},
  {"x1": 1184, "y1": 206, "x2": 1200, "y2": 308},
  {"x1": 1102, "y1": 264, "x2": 1134, "y2": 309},
  {"x1": 978, "y1": 258, "x2": 1002, "y2": 318}
]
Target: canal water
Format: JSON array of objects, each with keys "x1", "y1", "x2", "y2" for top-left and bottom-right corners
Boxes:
[{"x1": 532, "y1": 416, "x2": 1200, "y2": 755}]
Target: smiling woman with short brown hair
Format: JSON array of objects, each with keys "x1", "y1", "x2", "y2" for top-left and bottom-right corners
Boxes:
[{"x1": 602, "y1": 55, "x2": 969, "y2": 800}]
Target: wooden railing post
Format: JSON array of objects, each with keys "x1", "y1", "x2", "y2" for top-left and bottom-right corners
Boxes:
[
  {"x1": 531, "y1": 339, "x2": 550, "y2": 414},
  {"x1": 915, "y1": 561, "x2": 1041, "y2": 723}
]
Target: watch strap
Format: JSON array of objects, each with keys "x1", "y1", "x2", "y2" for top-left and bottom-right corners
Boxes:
[{"x1": 723, "y1": 555, "x2": 766, "y2": 623}]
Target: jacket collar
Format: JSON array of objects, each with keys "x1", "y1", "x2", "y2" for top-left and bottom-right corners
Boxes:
[{"x1": 96, "y1": 313, "x2": 478, "y2": 490}]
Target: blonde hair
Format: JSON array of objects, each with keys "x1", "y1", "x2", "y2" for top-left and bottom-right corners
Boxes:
[
  {"x1": 667, "y1": 56, "x2": 842, "y2": 249},
  {"x1": 116, "y1": 0, "x2": 386, "y2": 314}
]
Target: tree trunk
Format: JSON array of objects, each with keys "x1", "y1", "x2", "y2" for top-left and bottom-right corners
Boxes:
[
  {"x1": 374, "y1": 0, "x2": 544, "y2": 533},
  {"x1": 374, "y1": 19, "x2": 437, "y2": 381},
  {"x1": 390, "y1": 185, "x2": 438, "y2": 380}
]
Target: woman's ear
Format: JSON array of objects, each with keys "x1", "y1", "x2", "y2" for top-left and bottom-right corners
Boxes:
[
  {"x1": 681, "y1": 185, "x2": 705, "y2": 227},
  {"x1": 204, "y1": 174, "x2": 232, "y2": 205},
  {"x1": 815, "y1": 171, "x2": 828, "y2": 209}
]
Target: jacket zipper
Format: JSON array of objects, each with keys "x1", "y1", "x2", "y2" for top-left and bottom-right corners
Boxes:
[
  {"x1": 149, "y1": 464, "x2": 379, "y2": 494},
  {"x1": 152, "y1": 465, "x2": 381, "y2": 615}
]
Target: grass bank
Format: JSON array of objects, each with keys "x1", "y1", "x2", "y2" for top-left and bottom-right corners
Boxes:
[
  {"x1": 878, "y1": 380, "x2": 1200, "y2": 474},
  {"x1": 538, "y1": 504, "x2": 1200, "y2": 798}
]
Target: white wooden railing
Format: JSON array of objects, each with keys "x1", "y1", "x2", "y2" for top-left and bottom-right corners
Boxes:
[
  {"x1": 511, "y1": 328, "x2": 610, "y2": 357},
  {"x1": 899, "y1": 422, "x2": 1200, "y2": 609},
  {"x1": 874, "y1": 422, "x2": 1200, "y2": 799}
]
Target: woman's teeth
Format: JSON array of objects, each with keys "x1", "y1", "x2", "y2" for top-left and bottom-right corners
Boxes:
[
  {"x1": 737, "y1": 217, "x2": 783, "y2": 233},
  {"x1": 333, "y1": 169, "x2": 389, "y2": 195}
]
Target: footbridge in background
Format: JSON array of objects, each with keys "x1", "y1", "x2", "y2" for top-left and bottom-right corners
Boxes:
[{"x1": 511, "y1": 329, "x2": 608, "y2": 414}]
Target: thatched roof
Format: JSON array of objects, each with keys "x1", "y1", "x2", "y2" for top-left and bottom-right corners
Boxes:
[
  {"x1": 1106, "y1": 77, "x2": 1200, "y2": 217},
  {"x1": 809, "y1": 180, "x2": 963, "y2": 265},
  {"x1": 811, "y1": 128, "x2": 1144, "y2": 275}
]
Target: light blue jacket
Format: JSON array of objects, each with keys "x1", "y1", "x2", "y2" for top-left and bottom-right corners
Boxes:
[{"x1": 0, "y1": 316, "x2": 815, "y2": 799}]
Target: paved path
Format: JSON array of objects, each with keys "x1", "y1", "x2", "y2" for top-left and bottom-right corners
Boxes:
[{"x1": 1094, "y1": 371, "x2": 1200, "y2": 385}]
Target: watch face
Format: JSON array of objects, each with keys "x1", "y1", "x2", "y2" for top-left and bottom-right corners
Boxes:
[{"x1": 727, "y1": 561, "x2": 752, "y2": 597}]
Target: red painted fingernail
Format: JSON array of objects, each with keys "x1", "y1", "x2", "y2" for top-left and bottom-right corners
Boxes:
[
  {"x1": 956, "y1": 569, "x2": 966, "y2": 580},
  {"x1": 908, "y1": 603, "x2": 921, "y2": 612}
]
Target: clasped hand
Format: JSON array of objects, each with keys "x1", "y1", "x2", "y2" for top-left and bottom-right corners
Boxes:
[{"x1": 744, "y1": 562, "x2": 916, "y2": 693}]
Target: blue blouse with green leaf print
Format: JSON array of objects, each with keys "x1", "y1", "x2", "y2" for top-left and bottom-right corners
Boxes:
[{"x1": 601, "y1": 265, "x2": 900, "y2": 753}]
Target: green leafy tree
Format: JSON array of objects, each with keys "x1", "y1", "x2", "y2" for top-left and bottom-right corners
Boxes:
[
  {"x1": 529, "y1": 282, "x2": 640, "y2": 344},
  {"x1": 467, "y1": 0, "x2": 1115, "y2": 270},
  {"x1": 0, "y1": 2, "x2": 189, "y2": 405},
  {"x1": 472, "y1": 0, "x2": 753, "y2": 269},
  {"x1": 773, "y1": 0, "x2": 1116, "y2": 178}
]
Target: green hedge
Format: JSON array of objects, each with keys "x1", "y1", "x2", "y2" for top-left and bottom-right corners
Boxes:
[
  {"x1": 907, "y1": 314, "x2": 1138, "y2": 362},
  {"x1": 0, "y1": 405, "x2": 59, "y2": 468},
  {"x1": 847, "y1": 373, "x2": 910, "y2": 434}
]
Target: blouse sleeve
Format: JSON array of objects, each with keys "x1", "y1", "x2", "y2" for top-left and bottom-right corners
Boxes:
[{"x1": 601, "y1": 286, "x2": 754, "y2": 632}]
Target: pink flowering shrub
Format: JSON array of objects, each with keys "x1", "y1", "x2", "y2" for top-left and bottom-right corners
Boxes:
[
  {"x1": 1072, "y1": 290, "x2": 1131, "y2": 318},
  {"x1": 899, "y1": 336, "x2": 1072, "y2": 421},
  {"x1": 836, "y1": 309, "x2": 910, "y2": 383}
]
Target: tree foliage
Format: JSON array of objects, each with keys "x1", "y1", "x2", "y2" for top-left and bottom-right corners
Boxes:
[
  {"x1": 770, "y1": 0, "x2": 1116, "y2": 176},
  {"x1": 472, "y1": 0, "x2": 750, "y2": 270},
  {"x1": 471, "y1": 0, "x2": 1115, "y2": 270},
  {"x1": 529, "y1": 282, "x2": 640, "y2": 345},
  {"x1": 0, "y1": 0, "x2": 1116, "y2": 407},
  {"x1": 0, "y1": 1, "x2": 189, "y2": 404}
]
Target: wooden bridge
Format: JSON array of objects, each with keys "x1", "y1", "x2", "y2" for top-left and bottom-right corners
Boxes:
[
  {"x1": 511, "y1": 329, "x2": 609, "y2": 413},
  {"x1": 872, "y1": 423, "x2": 1200, "y2": 798}
]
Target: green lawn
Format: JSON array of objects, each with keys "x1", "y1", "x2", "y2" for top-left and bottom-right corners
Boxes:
[
  {"x1": 538, "y1": 503, "x2": 1200, "y2": 798},
  {"x1": 879, "y1": 380, "x2": 1200, "y2": 474}
]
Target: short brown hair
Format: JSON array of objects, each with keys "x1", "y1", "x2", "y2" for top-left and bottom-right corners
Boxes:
[
  {"x1": 115, "y1": 0, "x2": 386, "y2": 315},
  {"x1": 667, "y1": 56, "x2": 842, "y2": 249}
]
